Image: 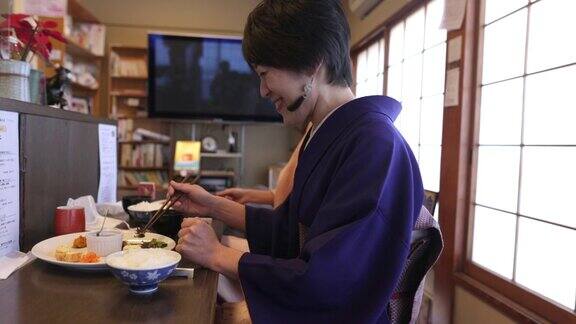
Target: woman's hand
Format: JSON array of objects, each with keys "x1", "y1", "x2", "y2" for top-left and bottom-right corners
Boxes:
[
  {"x1": 176, "y1": 217, "x2": 221, "y2": 268},
  {"x1": 167, "y1": 181, "x2": 216, "y2": 217},
  {"x1": 216, "y1": 188, "x2": 274, "y2": 205},
  {"x1": 170, "y1": 183, "x2": 247, "y2": 232},
  {"x1": 216, "y1": 188, "x2": 249, "y2": 203},
  {"x1": 176, "y1": 217, "x2": 245, "y2": 279}
]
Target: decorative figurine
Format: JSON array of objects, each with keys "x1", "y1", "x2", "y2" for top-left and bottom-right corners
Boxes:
[
  {"x1": 46, "y1": 64, "x2": 71, "y2": 109},
  {"x1": 228, "y1": 131, "x2": 237, "y2": 153}
]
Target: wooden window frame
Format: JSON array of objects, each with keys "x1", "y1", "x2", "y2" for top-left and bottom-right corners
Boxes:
[
  {"x1": 351, "y1": 31, "x2": 387, "y2": 97},
  {"x1": 457, "y1": 0, "x2": 576, "y2": 323},
  {"x1": 351, "y1": 0, "x2": 429, "y2": 97}
]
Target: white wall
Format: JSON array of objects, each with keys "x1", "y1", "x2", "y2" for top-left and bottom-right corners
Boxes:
[
  {"x1": 77, "y1": 0, "x2": 259, "y2": 48},
  {"x1": 78, "y1": 0, "x2": 259, "y2": 34},
  {"x1": 453, "y1": 287, "x2": 518, "y2": 324}
]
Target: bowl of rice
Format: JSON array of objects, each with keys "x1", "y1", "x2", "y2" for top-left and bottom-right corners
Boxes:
[
  {"x1": 127, "y1": 200, "x2": 165, "y2": 224},
  {"x1": 121, "y1": 195, "x2": 151, "y2": 214},
  {"x1": 106, "y1": 248, "x2": 181, "y2": 294},
  {"x1": 127, "y1": 200, "x2": 184, "y2": 240}
]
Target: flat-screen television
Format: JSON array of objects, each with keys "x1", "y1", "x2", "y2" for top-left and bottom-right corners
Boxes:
[{"x1": 148, "y1": 33, "x2": 280, "y2": 122}]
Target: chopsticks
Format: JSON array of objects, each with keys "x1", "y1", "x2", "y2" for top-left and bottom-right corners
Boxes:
[{"x1": 136, "y1": 173, "x2": 201, "y2": 236}]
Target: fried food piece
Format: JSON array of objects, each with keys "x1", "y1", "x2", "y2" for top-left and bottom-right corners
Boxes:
[{"x1": 72, "y1": 235, "x2": 87, "y2": 248}]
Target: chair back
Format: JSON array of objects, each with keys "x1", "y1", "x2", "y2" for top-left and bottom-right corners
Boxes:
[
  {"x1": 388, "y1": 206, "x2": 443, "y2": 324},
  {"x1": 423, "y1": 190, "x2": 439, "y2": 215}
]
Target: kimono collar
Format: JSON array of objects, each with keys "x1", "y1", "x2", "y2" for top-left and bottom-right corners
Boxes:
[
  {"x1": 355, "y1": 95, "x2": 402, "y2": 122},
  {"x1": 300, "y1": 95, "x2": 402, "y2": 156},
  {"x1": 292, "y1": 96, "x2": 402, "y2": 220}
]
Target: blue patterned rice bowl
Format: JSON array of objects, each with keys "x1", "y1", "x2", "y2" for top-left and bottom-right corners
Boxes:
[{"x1": 106, "y1": 248, "x2": 181, "y2": 294}]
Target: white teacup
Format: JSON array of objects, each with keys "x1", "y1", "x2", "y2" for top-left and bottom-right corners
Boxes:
[{"x1": 86, "y1": 230, "x2": 123, "y2": 257}]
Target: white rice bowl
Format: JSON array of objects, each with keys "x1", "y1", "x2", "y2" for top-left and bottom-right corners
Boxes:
[
  {"x1": 106, "y1": 248, "x2": 181, "y2": 270},
  {"x1": 127, "y1": 200, "x2": 166, "y2": 212}
]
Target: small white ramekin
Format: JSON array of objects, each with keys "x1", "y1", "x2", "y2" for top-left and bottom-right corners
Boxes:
[{"x1": 86, "y1": 230, "x2": 123, "y2": 257}]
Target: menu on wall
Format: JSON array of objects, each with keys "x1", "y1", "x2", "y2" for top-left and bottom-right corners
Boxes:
[
  {"x1": 97, "y1": 124, "x2": 118, "y2": 203},
  {"x1": 0, "y1": 111, "x2": 20, "y2": 257}
]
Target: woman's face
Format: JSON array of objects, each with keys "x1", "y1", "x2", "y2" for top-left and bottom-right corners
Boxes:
[{"x1": 254, "y1": 65, "x2": 314, "y2": 130}]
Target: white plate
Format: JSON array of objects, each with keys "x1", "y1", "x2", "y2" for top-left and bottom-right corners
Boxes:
[{"x1": 31, "y1": 231, "x2": 176, "y2": 271}]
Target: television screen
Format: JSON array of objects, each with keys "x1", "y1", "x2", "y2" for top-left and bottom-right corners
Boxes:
[{"x1": 148, "y1": 33, "x2": 280, "y2": 122}]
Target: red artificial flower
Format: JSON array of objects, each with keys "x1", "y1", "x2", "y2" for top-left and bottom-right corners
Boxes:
[
  {"x1": 42, "y1": 29, "x2": 66, "y2": 43},
  {"x1": 41, "y1": 20, "x2": 58, "y2": 29},
  {"x1": 0, "y1": 14, "x2": 30, "y2": 29},
  {"x1": 0, "y1": 14, "x2": 66, "y2": 62},
  {"x1": 33, "y1": 33, "x2": 51, "y2": 60}
]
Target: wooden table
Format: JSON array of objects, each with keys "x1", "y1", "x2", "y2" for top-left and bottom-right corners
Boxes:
[{"x1": 0, "y1": 222, "x2": 223, "y2": 323}]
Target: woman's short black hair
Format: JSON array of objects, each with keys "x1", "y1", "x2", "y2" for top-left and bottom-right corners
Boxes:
[{"x1": 243, "y1": 0, "x2": 353, "y2": 87}]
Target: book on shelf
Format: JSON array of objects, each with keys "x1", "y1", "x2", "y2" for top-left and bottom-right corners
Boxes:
[
  {"x1": 69, "y1": 96, "x2": 91, "y2": 114},
  {"x1": 123, "y1": 97, "x2": 144, "y2": 108},
  {"x1": 118, "y1": 118, "x2": 134, "y2": 140},
  {"x1": 133, "y1": 128, "x2": 171, "y2": 142},
  {"x1": 120, "y1": 143, "x2": 167, "y2": 168},
  {"x1": 68, "y1": 22, "x2": 106, "y2": 56},
  {"x1": 110, "y1": 52, "x2": 148, "y2": 77},
  {"x1": 118, "y1": 170, "x2": 169, "y2": 188},
  {"x1": 155, "y1": 145, "x2": 163, "y2": 168},
  {"x1": 120, "y1": 144, "x2": 132, "y2": 166},
  {"x1": 111, "y1": 90, "x2": 147, "y2": 97},
  {"x1": 63, "y1": 53, "x2": 99, "y2": 90}
]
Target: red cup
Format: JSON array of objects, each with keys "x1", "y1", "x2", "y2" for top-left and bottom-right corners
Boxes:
[
  {"x1": 137, "y1": 182, "x2": 156, "y2": 200},
  {"x1": 54, "y1": 206, "x2": 86, "y2": 235}
]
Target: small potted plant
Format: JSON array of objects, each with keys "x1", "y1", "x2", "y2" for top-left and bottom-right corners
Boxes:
[{"x1": 0, "y1": 14, "x2": 66, "y2": 103}]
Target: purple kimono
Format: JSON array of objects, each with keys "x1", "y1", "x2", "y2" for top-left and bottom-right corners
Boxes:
[{"x1": 238, "y1": 96, "x2": 424, "y2": 323}]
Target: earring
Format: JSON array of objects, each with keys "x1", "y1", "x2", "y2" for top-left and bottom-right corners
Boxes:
[{"x1": 303, "y1": 79, "x2": 313, "y2": 99}]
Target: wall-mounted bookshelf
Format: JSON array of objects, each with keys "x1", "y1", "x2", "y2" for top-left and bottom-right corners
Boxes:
[
  {"x1": 109, "y1": 44, "x2": 171, "y2": 196},
  {"x1": 201, "y1": 151, "x2": 243, "y2": 158},
  {"x1": 201, "y1": 170, "x2": 236, "y2": 178},
  {"x1": 110, "y1": 91, "x2": 147, "y2": 97},
  {"x1": 118, "y1": 169, "x2": 170, "y2": 190},
  {"x1": 71, "y1": 81, "x2": 98, "y2": 92},
  {"x1": 64, "y1": 37, "x2": 103, "y2": 60},
  {"x1": 118, "y1": 133, "x2": 171, "y2": 191},
  {"x1": 108, "y1": 45, "x2": 148, "y2": 119},
  {"x1": 119, "y1": 167, "x2": 169, "y2": 171},
  {"x1": 119, "y1": 140, "x2": 169, "y2": 145}
]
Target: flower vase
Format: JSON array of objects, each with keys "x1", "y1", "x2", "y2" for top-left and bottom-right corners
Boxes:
[
  {"x1": 0, "y1": 60, "x2": 31, "y2": 102},
  {"x1": 29, "y1": 68, "x2": 46, "y2": 105}
]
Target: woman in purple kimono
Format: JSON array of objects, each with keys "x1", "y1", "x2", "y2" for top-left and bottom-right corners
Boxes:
[{"x1": 170, "y1": 0, "x2": 424, "y2": 323}]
